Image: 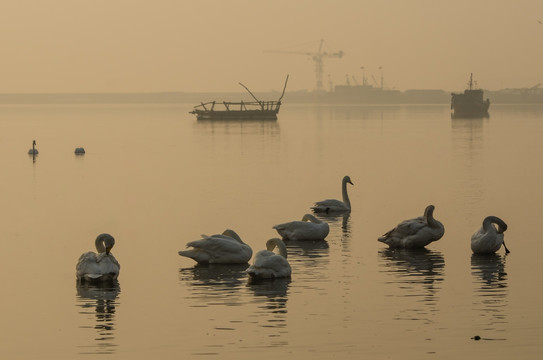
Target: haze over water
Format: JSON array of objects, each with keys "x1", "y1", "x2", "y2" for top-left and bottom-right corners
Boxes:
[{"x1": 0, "y1": 103, "x2": 542, "y2": 359}]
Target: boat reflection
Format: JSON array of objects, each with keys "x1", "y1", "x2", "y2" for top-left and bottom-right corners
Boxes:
[
  {"x1": 194, "y1": 117, "x2": 280, "y2": 136},
  {"x1": 379, "y1": 248, "x2": 445, "y2": 321},
  {"x1": 75, "y1": 281, "x2": 120, "y2": 355},
  {"x1": 451, "y1": 116, "x2": 485, "y2": 218},
  {"x1": 178, "y1": 263, "x2": 249, "y2": 307},
  {"x1": 471, "y1": 254, "x2": 509, "y2": 334}
]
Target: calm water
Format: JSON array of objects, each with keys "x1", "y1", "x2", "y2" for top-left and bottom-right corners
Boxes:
[{"x1": 1, "y1": 103, "x2": 542, "y2": 359}]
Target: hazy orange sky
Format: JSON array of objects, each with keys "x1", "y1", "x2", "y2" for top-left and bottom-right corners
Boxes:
[{"x1": 0, "y1": 0, "x2": 542, "y2": 93}]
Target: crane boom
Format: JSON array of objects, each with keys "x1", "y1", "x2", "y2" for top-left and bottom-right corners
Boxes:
[{"x1": 265, "y1": 39, "x2": 344, "y2": 90}]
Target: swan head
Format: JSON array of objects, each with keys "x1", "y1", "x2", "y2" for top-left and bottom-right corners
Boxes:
[
  {"x1": 96, "y1": 233, "x2": 115, "y2": 255},
  {"x1": 343, "y1": 176, "x2": 354, "y2": 186},
  {"x1": 484, "y1": 216, "x2": 507, "y2": 233},
  {"x1": 301, "y1": 213, "x2": 320, "y2": 223},
  {"x1": 265, "y1": 238, "x2": 288, "y2": 258},
  {"x1": 222, "y1": 229, "x2": 242, "y2": 242},
  {"x1": 74, "y1": 147, "x2": 86, "y2": 154},
  {"x1": 423, "y1": 205, "x2": 435, "y2": 218}
]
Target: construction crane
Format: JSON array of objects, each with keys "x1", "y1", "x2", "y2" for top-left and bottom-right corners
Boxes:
[{"x1": 265, "y1": 39, "x2": 344, "y2": 91}]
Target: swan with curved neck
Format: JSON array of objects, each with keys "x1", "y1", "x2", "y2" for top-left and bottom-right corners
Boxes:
[
  {"x1": 178, "y1": 229, "x2": 253, "y2": 264},
  {"x1": 378, "y1": 205, "x2": 445, "y2": 248},
  {"x1": 471, "y1": 216, "x2": 509, "y2": 254},
  {"x1": 28, "y1": 140, "x2": 39, "y2": 155},
  {"x1": 312, "y1": 176, "x2": 354, "y2": 213},
  {"x1": 76, "y1": 233, "x2": 120, "y2": 282},
  {"x1": 273, "y1": 213, "x2": 330, "y2": 241},
  {"x1": 246, "y1": 238, "x2": 291, "y2": 280}
]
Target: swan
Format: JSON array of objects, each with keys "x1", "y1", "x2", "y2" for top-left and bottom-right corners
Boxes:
[
  {"x1": 28, "y1": 140, "x2": 39, "y2": 155},
  {"x1": 471, "y1": 216, "x2": 509, "y2": 254},
  {"x1": 75, "y1": 147, "x2": 86, "y2": 154},
  {"x1": 76, "y1": 233, "x2": 120, "y2": 282},
  {"x1": 312, "y1": 175, "x2": 354, "y2": 213},
  {"x1": 178, "y1": 229, "x2": 253, "y2": 264},
  {"x1": 273, "y1": 213, "x2": 330, "y2": 241},
  {"x1": 378, "y1": 205, "x2": 445, "y2": 248},
  {"x1": 246, "y1": 238, "x2": 291, "y2": 280}
]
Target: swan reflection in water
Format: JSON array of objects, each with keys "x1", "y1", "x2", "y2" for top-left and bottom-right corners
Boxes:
[
  {"x1": 471, "y1": 253, "x2": 509, "y2": 334},
  {"x1": 284, "y1": 239, "x2": 330, "y2": 258},
  {"x1": 379, "y1": 248, "x2": 445, "y2": 323},
  {"x1": 315, "y1": 212, "x2": 351, "y2": 233},
  {"x1": 179, "y1": 263, "x2": 249, "y2": 306},
  {"x1": 75, "y1": 281, "x2": 120, "y2": 355},
  {"x1": 247, "y1": 277, "x2": 291, "y2": 347}
]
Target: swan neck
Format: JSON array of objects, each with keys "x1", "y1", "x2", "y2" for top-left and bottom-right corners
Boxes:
[
  {"x1": 95, "y1": 237, "x2": 106, "y2": 253},
  {"x1": 303, "y1": 214, "x2": 321, "y2": 224},
  {"x1": 342, "y1": 180, "x2": 351, "y2": 209},
  {"x1": 483, "y1": 216, "x2": 507, "y2": 233},
  {"x1": 223, "y1": 229, "x2": 243, "y2": 243},
  {"x1": 267, "y1": 238, "x2": 288, "y2": 259},
  {"x1": 424, "y1": 207, "x2": 438, "y2": 228}
]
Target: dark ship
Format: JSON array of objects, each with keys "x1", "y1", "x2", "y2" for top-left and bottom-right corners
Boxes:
[{"x1": 451, "y1": 74, "x2": 490, "y2": 117}]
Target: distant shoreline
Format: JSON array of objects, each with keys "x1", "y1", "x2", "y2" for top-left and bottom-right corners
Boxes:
[{"x1": 0, "y1": 89, "x2": 541, "y2": 105}]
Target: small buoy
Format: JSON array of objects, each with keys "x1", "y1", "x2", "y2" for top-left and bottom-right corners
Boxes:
[
  {"x1": 74, "y1": 147, "x2": 85, "y2": 155},
  {"x1": 472, "y1": 335, "x2": 481, "y2": 341}
]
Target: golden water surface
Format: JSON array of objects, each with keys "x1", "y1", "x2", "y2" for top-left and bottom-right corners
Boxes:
[{"x1": 0, "y1": 103, "x2": 542, "y2": 359}]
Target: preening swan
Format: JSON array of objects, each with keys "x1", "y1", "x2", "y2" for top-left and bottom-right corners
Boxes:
[
  {"x1": 273, "y1": 213, "x2": 330, "y2": 241},
  {"x1": 74, "y1": 147, "x2": 86, "y2": 154},
  {"x1": 178, "y1": 229, "x2": 253, "y2": 264},
  {"x1": 312, "y1": 175, "x2": 354, "y2": 213},
  {"x1": 378, "y1": 205, "x2": 445, "y2": 249},
  {"x1": 246, "y1": 238, "x2": 291, "y2": 280},
  {"x1": 76, "y1": 233, "x2": 120, "y2": 282},
  {"x1": 471, "y1": 216, "x2": 509, "y2": 254},
  {"x1": 28, "y1": 140, "x2": 38, "y2": 155}
]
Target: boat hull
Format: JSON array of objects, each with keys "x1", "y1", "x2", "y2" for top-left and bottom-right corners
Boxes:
[{"x1": 191, "y1": 109, "x2": 278, "y2": 120}]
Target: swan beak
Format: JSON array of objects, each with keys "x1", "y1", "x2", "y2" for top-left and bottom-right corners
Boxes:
[
  {"x1": 349, "y1": 180, "x2": 354, "y2": 185},
  {"x1": 105, "y1": 246, "x2": 112, "y2": 255}
]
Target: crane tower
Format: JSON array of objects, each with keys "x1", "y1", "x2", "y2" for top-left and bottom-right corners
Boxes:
[{"x1": 265, "y1": 40, "x2": 344, "y2": 91}]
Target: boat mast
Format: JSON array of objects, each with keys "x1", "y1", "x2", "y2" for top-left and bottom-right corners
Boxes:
[{"x1": 238, "y1": 82, "x2": 264, "y2": 109}]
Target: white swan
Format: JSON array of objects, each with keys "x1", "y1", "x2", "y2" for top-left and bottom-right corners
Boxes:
[
  {"x1": 28, "y1": 140, "x2": 39, "y2": 155},
  {"x1": 471, "y1": 216, "x2": 509, "y2": 254},
  {"x1": 312, "y1": 175, "x2": 354, "y2": 213},
  {"x1": 246, "y1": 238, "x2": 291, "y2": 280},
  {"x1": 178, "y1": 229, "x2": 253, "y2": 264},
  {"x1": 273, "y1": 213, "x2": 330, "y2": 241},
  {"x1": 75, "y1": 147, "x2": 86, "y2": 154},
  {"x1": 76, "y1": 233, "x2": 120, "y2": 282},
  {"x1": 378, "y1": 205, "x2": 445, "y2": 248}
]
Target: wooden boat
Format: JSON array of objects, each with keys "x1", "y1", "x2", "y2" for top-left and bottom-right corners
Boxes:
[
  {"x1": 451, "y1": 73, "x2": 490, "y2": 117},
  {"x1": 190, "y1": 76, "x2": 288, "y2": 120}
]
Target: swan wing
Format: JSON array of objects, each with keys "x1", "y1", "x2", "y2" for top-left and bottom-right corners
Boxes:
[
  {"x1": 247, "y1": 251, "x2": 291, "y2": 279},
  {"x1": 179, "y1": 236, "x2": 252, "y2": 264},
  {"x1": 312, "y1": 199, "x2": 348, "y2": 212},
  {"x1": 76, "y1": 252, "x2": 120, "y2": 281},
  {"x1": 471, "y1": 228, "x2": 503, "y2": 254},
  {"x1": 273, "y1": 221, "x2": 329, "y2": 240},
  {"x1": 381, "y1": 217, "x2": 426, "y2": 239}
]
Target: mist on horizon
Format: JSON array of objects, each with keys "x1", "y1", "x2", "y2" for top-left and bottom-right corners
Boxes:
[{"x1": 0, "y1": 0, "x2": 541, "y2": 94}]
